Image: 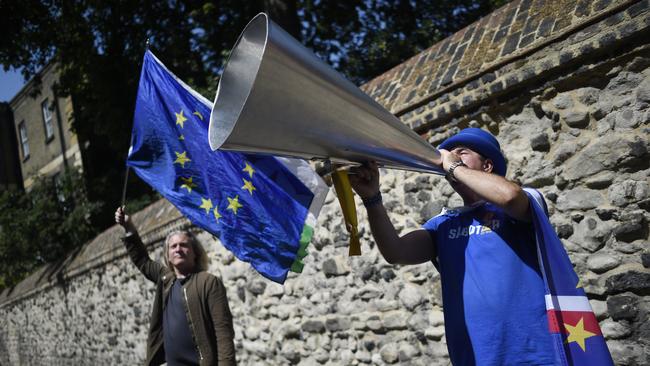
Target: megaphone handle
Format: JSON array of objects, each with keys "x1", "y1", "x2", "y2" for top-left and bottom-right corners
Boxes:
[{"x1": 331, "y1": 168, "x2": 361, "y2": 256}]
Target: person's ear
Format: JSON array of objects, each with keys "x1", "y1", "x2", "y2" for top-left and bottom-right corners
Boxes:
[{"x1": 482, "y1": 159, "x2": 494, "y2": 173}]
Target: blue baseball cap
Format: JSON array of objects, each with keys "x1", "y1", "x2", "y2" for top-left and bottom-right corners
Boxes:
[{"x1": 438, "y1": 128, "x2": 507, "y2": 176}]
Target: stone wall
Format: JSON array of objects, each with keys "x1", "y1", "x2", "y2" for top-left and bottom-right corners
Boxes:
[{"x1": 1, "y1": 0, "x2": 649, "y2": 365}]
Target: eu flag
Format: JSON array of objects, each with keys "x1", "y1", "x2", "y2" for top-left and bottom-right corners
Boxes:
[
  {"x1": 127, "y1": 51, "x2": 328, "y2": 283},
  {"x1": 525, "y1": 189, "x2": 614, "y2": 365}
]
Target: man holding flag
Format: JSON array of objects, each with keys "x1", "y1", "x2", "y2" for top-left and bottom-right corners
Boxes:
[
  {"x1": 350, "y1": 128, "x2": 614, "y2": 365},
  {"x1": 116, "y1": 207, "x2": 236, "y2": 366},
  {"x1": 116, "y1": 49, "x2": 328, "y2": 365}
]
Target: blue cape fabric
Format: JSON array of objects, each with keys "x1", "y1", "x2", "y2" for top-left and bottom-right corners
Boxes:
[{"x1": 439, "y1": 128, "x2": 507, "y2": 176}]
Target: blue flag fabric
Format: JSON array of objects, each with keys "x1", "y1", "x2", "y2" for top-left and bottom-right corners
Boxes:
[
  {"x1": 127, "y1": 51, "x2": 327, "y2": 283},
  {"x1": 525, "y1": 189, "x2": 614, "y2": 366}
]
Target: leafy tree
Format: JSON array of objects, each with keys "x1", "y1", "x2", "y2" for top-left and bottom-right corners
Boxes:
[{"x1": 0, "y1": 169, "x2": 101, "y2": 290}]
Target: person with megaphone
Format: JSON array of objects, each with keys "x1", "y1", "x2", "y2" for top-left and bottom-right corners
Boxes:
[{"x1": 349, "y1": 128, "x2": 556, "y2": 366}]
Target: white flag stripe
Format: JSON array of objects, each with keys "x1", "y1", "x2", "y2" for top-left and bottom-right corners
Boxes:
[
  {"x1": 545, "y1": 295, "x2": 592, "y2": 311},
  {"x1": 275, "y1": 157, "x2": 329, "y2": 227}
]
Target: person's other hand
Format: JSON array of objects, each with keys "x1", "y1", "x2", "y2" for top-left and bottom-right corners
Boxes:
[{"x1": 348, "y1": 161, "x2": 380, "y2": 199}]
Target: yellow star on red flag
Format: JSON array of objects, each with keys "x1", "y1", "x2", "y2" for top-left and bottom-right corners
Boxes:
[{"x1": 565, "y1": 317, "x2": 596, "y2": 352}]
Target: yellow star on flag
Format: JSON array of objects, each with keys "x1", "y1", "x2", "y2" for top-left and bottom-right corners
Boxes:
[
  {"x1": 193, "y1": 111, "x2": 203, "y2": 120},
  {"x1": 180, "y1": 177, "x2": 197, "y2": 193},
  {"x1": 564, "y1": 317, "x2": 596, "y2": 352},
  {"x1": 242, "y1": 179, "x2": 256, "y2": 195},
  {"x1": 242, "y1": 162, "x2": 255, "y2": 178},
  {"x1": 576, "y1": 278, "x2": 583, "y2": 288},
  {"x1": 174, "y1": 151, "x2": 191, "y2": 168},
  {"x1": 227, "y1": 195, "x2": 243, "y2": 215},
  {"x1": 179, "y1": 135, "x2": 185, "y2": 141},
  {"x1": 213, "y1": 207, "x2": 222, "y2": 221},
  {"x1": 175, "y1": 110, "x2": 187, "y2": 128},
  {"x1": 199, "y1": 197, "x2": 213, "y2": 214}
]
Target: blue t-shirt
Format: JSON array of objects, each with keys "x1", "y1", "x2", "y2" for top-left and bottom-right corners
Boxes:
[{"x1": 423, "y1": 202, "x2": 555, "y2": 366}]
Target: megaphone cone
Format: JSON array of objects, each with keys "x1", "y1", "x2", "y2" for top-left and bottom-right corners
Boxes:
[{"x1": 209, "y1": 13, "x2": 443, "y2": 174}]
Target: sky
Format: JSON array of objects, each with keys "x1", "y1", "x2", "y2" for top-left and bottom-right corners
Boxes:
[{"x1": 0, "y1": 68, "x2": 26, "y2": 102}]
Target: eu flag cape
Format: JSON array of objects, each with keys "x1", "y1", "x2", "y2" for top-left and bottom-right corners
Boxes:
[
  {"x1": 525, "y1": 189, "x2": 614, "y2": 366},
  {"x1": 127, "y1": 51, "x2": 328, "y2": 283}
]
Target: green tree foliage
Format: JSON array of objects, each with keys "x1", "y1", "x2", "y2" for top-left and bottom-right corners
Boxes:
[{"x1": 0, "y1": 169, "x2": 101, "y2": 289}]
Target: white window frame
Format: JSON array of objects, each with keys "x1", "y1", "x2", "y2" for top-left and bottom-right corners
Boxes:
[
  {"x1": 18, "y1": 121, "x2": 30, "y2": 160},
  {"x1": 41, "y1": 99, "x2": 54, "y2": 141}
]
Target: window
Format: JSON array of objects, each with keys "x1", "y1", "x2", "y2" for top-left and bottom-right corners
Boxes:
[
  {"x1": 42, "y1": 99, "x2": 54, "y2": 141},
  {"x1": 18, "y1": 121, "x2": 30, "y2": 160}
]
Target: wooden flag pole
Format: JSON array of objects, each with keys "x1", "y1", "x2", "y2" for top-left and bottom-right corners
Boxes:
[{"x1": 121, "y1": 38, "x2": 150, "y2": 209}]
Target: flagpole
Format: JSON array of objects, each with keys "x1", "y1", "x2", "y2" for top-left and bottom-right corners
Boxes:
[
  {"x1": 120, "y1": 148, "x2": 132, "y2": 208},
  {"x1": 121, "y1": 37, "x2": 150, "y2": 209}
]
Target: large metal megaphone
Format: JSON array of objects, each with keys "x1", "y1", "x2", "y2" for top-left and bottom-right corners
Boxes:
[{"x1": 209, "y1": 13, "x2": 443, "y2": 174}]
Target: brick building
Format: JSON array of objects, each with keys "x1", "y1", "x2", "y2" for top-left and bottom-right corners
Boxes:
[{"x1": 6, "y1": 62, "x2": 83, "y2": 190}]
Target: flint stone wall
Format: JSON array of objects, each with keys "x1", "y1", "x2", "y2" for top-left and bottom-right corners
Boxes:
[{"x1": 1, "y1": 0, "x2": 649, "y2": 365}]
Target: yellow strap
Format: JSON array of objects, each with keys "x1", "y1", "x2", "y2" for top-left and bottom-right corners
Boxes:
[{"x1": 331, "y1": 169, "x2": 361, "y2": 256}]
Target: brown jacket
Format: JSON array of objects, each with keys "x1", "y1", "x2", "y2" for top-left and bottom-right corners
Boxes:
[{"x1": 123, "y1": 231, "x2": 236, "y2": 365}]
